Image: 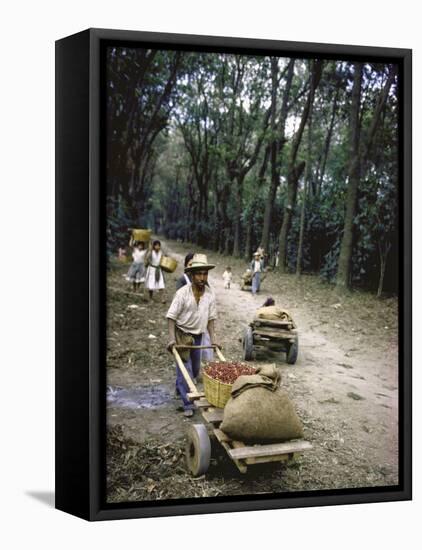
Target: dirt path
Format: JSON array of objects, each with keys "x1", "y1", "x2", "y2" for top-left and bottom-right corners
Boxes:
[{"x1": 106, "y1": 238, "x2": 399, "y2": 502}]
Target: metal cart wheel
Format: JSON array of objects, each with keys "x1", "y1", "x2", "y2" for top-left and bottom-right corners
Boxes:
[
  {"x1": 286, "y1": 335, "x2": 299, "y2": 364},
  {"x1": 243, "y1": 326, "x2": 254, "y2": 361},
  {"x1": 186, "y1": 424, "x2": 211, "y2": 476}
]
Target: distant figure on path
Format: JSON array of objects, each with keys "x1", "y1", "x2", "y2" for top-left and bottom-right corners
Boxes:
[
  {"x1": 145, "y1": 240, "x2": 166, "y2": 303},
  {"x1": 175, "y1": 252, "x2": 194, "y2": 291},
  {"x1": 118, "y1": 246, "x2": 127, "y2": 262},
  {"x1": 126, "y1": 241, "x2": 146, "y2": 292},
  {"x1": 223, "y1": 266, "x2": 233, "y2": 289},
  {"x1": 250, "y1": 252, "x2": 264, "y2": 295}
]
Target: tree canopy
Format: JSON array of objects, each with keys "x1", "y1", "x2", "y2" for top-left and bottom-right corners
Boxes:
[{"x1": 106, "y1": 47, "x2": 399, "y2": 295}]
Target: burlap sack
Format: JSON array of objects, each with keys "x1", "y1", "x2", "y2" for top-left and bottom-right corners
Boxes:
[
  {"x1": 256, "y1": 306, "x2": 295, "y2": 326},
  {"x1": 242, "y1": 270, "x2": 252, "y2": 284},
  {"x1": 220, "y1": 385, "x2": 304, "y2": 442},
  {"x1": 231, "y1": 364, "x2": 281, "y2": 397}
]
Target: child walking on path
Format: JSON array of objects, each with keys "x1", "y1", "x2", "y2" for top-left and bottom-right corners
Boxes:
[
  {"x1": 223, "y1": 267, "x2": 233, "y2": 289},
  {"x1": 126, "y1": 241, "x2": 146, "y2": 292}
]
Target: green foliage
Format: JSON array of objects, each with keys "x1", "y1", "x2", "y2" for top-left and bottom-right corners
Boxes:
[
  {"x1": 106, "y1": 196, "x2": 133, "y2": 260},
  {"x1": 105, "y1": 50, "x2": 399, "y2": 293}
]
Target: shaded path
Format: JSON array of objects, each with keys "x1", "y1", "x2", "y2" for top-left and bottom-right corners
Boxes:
[
  {"x1": 106, "y1": 237, "x2": 399, "y2": 501},
  {"x1": 168, "y1": 239, "x2": 399, "y2": 486}
]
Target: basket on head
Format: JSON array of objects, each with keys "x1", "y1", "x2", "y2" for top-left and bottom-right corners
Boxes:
[
  {"x1": 203, "y1": 372, "x2": 232, "y2": 408},
  {"x1": 160, "y1": 256, "x2": 178, "y2": 273},
  {"x1": 132, "y1": 228, "x2": 151, "y2": 243}
]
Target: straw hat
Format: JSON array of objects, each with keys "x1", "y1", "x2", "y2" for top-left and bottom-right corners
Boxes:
[{"x1": 185, "y1": 253, "x2": 215, "y2": 272}]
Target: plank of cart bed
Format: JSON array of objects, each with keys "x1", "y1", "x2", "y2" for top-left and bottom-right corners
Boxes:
[
  {"x1": 201, "y1": 408, "x2": 224, "y2": 424},
  {"x1": 194, "y1": 397, "x2": 212, "y2": 408},
  {"x1": 253, "y1": 327, "x2": 296, "y2": 338},
  {"x1": 213, "y1": 429, "x2": 247, "y2": 473},
  {"x1": 228, "y1": 440, "x2": 313, "y2": 460},
  {"x1": 244, "y1": 454, "x2": 293, "y2": 465},
  {"x1": 187, "y1": 391, "x2": 205, "y2": 401},
  {"x1": 253, "y1": 319, "x2": 294, "y2": 329},
  {"x1": 213, "y1": 428, "x2": 231, "y2": 442}
]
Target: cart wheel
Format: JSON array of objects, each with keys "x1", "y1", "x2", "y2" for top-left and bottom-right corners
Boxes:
[
  {"x1": 243, "y1": 326, "x2": 254, "y2": 361},
  {"x1": 186, "y1": 424, "x2": 211, "y2": 477},
  {"x1": 286, "y1": 336, "x2": 299, "y2": 364}
]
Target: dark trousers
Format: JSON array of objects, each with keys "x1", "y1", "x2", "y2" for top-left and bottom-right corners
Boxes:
[{"x1": 175, "y1": 333, "x2": 202, "y2": 411}]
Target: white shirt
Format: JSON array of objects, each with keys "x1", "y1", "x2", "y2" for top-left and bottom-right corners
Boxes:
[
  {"x1": 166, "y1": 284, "x2": 217, "y2": 335},
  {"x1": 253, "y1": 260, "x2": 262, "y2": 273},
  {"x1": 132, "y1": 248, "x2": 146, "y2": 263},
  {"x1": 223, "y1": 271, "x2": 232, "y2": 281}
]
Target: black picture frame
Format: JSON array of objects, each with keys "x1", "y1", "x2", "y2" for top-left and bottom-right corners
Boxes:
[{"x1": 55, "y1": 28, "x2": 412, "y2": 521}]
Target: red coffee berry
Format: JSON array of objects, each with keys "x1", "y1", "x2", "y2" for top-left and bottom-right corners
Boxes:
[{"x1": 204, "y1": 362, "x2": 256, "y2": 384}]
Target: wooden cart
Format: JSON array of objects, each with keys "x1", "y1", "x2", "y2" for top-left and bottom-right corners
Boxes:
[
  {"x1": 172, "y1": 346, "x2": 311, "y2": 476},
  {"x1": 240, "y1": 272, "x2": 267, "y2": 291},
  {"x1": 243, "y1": 317, "x2": 299, "y2": 364}
]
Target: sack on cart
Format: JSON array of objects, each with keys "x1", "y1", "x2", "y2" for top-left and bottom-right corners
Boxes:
[
  {"x1": 255, "y1": 306, "x2": 295, "y2": 325},
  {"x1": 220, "y1": 364, "x2": 304, "y2": 442}
]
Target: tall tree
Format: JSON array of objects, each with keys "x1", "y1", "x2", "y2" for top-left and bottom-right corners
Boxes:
[
  {"x1": 315, "y1": 69, "x2": 342, "y2": 195},
  {"x1": 106, "y1": 49, "x2": 183, "y2": 219},
  {"x1": 216, "y1": 56, "x2": 271, "y2": 256},
  {"x1": 277, "y1": 59, "x2": 323, "y2": 272},
  {"x1": 296, "y1": 61, "x2": 316, "y2": 276},
  {"x1": 336, "y1": 63, "x2": 396, "y2": 291},
  {"x1": 260, "y1": 58, "x2": 295, "y2": 252},
  {"x1": 176, "y1": 68, "x2": 217, "y2": 245}
]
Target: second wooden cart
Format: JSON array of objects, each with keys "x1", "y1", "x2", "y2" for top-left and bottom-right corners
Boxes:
[{"x1": 243, "y1": 317, "x2": 299, "y2": 364}]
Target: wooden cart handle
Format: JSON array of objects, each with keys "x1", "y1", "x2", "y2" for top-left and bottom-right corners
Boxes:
[
  {"x1": 214, "y1": 347, "x2": 226, "y2": 362},
  {"x1": 174, "y1": 344, "x2": 226, "y2": 362},
  {"x1": 174, "y1": 345, "x2": 216, "y2": 350},
  {"x1": 172, "y1": 347, "x2": 197, "y2": 394}
]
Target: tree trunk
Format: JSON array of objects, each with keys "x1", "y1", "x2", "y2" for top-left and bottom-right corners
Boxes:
[
  {"x1": 260, "y1": 59, "x2": 295, "y2": 251},
  {"x1": 336, "y1": 63, "x2": 363, "y2": 291},
  {"x1": 316, "y1": 78, "x2": 341, "y2": 194},
  {"x1": 336, "y1": 64, "x2": 395, "y2": 292},
  {"x1": 296, "y1": 62, "x2": 315, "y2": 276},
  {"x1": 377, "y1": 256, "x2": 386, "y2": 299},
  {"x1": 277, "y1": 60, "x2": 322, "y2": 273},
  {"x1": 260, "y1": 58, "x2": 278, "y2": 252},
  {"x1": 295, "y1": 180, "x2": 307, "y2": 276},
  {"x1": 278, "y1": 161, "x2": 306, "y2": 272},
  {"x1": 377, "y1": 242, "x2": 391, "y2": 298},
  {"x1": 232, "y1": 176, "x2": 244, "y2": 257},
  {"x1": 218, "y1": 183, "x2": 230, "y2": 254},
  {"x1": 224, "y1": 228, "x2": 231, "y2": 256},
  {"x1": 213, "y1": 195, "x2": 221, "y2": 251},
  {"x1": 244, "y1": 223, "x2": 252, "y2": 261}
]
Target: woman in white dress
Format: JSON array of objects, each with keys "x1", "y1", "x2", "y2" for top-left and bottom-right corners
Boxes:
[{"x1": 145, "y1": 240, "x2": 166, "y2": 302}]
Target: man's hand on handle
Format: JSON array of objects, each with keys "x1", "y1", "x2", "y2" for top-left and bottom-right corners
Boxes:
[
  {"x1": 167, "y1": 340, "x2": 176, "y2": 353},
  {"x1": 167, "y1": 318, "x2": 176, "y2": 353}
]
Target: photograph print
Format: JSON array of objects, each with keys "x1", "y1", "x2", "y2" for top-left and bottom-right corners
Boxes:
[{"x1": 104, "y1": 41, "x2": 402, "y2": 506}]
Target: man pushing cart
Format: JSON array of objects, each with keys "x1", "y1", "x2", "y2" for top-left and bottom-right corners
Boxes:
[{"x1": 166, "y1": 254, "x2": 220, "y2": 417}]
